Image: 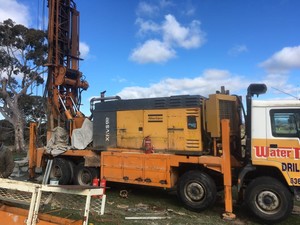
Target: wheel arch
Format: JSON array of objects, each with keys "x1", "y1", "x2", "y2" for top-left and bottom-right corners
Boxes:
[
  {"x1": 240, "y1": 164, "x2": 293, "y2": 194},
  {"x1": 175, "y1": 163, "x2": 223, "y2": 189}
]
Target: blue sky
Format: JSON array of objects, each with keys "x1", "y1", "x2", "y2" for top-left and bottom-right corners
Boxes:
[{"x1": 1, "y1": 0, "x2": 300, "y2": 115}]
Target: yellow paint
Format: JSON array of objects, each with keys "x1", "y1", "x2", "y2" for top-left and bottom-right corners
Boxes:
[
  {"x1": 252, "y1": 138, "x2": 300, "y2": 186},
  {"x1": 116, "y1": 108, "x2": 202, "y2": 152},
  {"x1": 117, "y1": 110, "x2": 144, "y2": 149}
]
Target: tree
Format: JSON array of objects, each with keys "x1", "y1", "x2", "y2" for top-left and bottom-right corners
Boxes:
[
  {"x1": 20, "y1": 95, "x2": 47, "y2": 146},
  {"x1": 0, "y1": 119, "x2": 14, "y2": 145},
  {"x1": 0, "y1": 19, "x2": 47, "y2": 152}
]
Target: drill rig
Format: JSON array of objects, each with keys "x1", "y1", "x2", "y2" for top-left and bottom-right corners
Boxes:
[
  {"x1": 27, "y1": 1, "x2": 300, "y2": 224},
  {"x1": 46, "y1": 0, "x2": 88, "y2": 138}
]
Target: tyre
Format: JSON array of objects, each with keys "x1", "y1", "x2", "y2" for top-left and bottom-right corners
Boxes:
[
  {"x1": 177, "y1": 170, "x2": 217, "y2": 212},
  {"x1": 49, "y1": 158, "x2": 72, "y2": 185},
  {"x1": 245, "y1": 176, "x2": 293, "y2": 224},
  {"x1": 74, "y1": 163, "x2": 99, "y2": 186},
  {"x1": 67, "y1": 160, "x2": 76, "y2": 184}
]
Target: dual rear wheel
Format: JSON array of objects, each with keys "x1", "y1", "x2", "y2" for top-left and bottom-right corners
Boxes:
[{"x1": 49, "y1": 158, "x2": 99, "y2": 185}]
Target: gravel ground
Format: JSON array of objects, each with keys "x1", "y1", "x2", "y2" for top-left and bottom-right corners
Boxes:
[{"x1": 7, "y1": 159, "x2": 300, "y2": 225}]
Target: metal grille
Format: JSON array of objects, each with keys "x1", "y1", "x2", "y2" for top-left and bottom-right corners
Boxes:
[
  {"x1": 147, "y1": 114, "x2": 163, "y2": 122},
  {"x1": 0, "y1": 187, "x2": 32, "y2": 205},
  {"x1": 0, "y1": 187, "x2": 104, "y2": 215},
  {"x1": 219, "y1": 100, "x2": 237, "y2": 133},
  {"x1": 186, "y1": 139, "x2": 200, "y2": 149}
]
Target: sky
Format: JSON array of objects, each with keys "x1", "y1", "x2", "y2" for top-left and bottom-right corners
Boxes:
[{"x1": 0, "y1": 0, "x2": 300, "y2": 115}]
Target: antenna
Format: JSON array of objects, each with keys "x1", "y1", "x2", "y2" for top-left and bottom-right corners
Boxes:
[{"x1": 271, "y1": 86, "x2": 299, "y2": 100}]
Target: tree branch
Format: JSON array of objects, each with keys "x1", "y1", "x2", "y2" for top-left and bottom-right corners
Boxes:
[{"x1": 0, "y1": 106, "x2": 13, "y2": 123}]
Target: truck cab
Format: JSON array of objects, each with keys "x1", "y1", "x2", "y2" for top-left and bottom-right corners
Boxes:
[
  {"x1": 242, "y1": 94, "x2": 300, "y2": 223},
  {"x1": 252, "y1": 100, "x2": 300, "y2": 180}
]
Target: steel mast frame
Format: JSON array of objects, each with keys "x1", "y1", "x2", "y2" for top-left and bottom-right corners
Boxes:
[{"x1": 47, "y1": 0, "x2": 88, "y2": 137}]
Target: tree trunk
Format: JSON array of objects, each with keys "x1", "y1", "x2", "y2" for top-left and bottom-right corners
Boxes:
[
  {"x1": 7, "y1": 97, "x2": 26, "y2": 152},
  {"x1": 0, "y1": 103, "x2": 26, "y2": 152},
  {"x1": 14, "y1": 118, "x2": 25, "y2": 152}
]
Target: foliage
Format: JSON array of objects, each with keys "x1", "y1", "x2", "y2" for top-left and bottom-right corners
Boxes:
[
  {"x1": 19, "y1": 95, "x2": 47, "y2": 124},
  {"x1": 0, "y1": 119, "x2": 14, "y2": 145},
  {"x1": 0, "y1": 19, "x2": 46, "y2": 93},
  {"x1": 0, "y1": 19, "x2": 47, "y2": 151},
  {"x1": 19, "y1": 95, "x2": 47, "y2": 146}
]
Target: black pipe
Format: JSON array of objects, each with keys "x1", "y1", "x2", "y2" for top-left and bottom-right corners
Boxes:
[
  {"x1": 245, "y1": 84, "x2": 267, "y2": 162},
  {"x1": 90, "y1": 95, "x2": 121, "y2": 113}
]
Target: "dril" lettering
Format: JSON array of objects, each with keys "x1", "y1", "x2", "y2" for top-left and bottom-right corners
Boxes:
[{"x1": 282, "y1": 163, "x2": 300, "y2": 172}]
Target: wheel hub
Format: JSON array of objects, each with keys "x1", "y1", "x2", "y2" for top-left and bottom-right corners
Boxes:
[
  {"x1": 186, "y1": 182, "x2": 205, "y2": 201},
  {"x1": 80, "y1": 170, "x2": 92, "y2": 184},
  {"x1": 256, "y1": 191, "x2": 280, "y2": 212},
  {"x1": 53, "y1": 166, "x2": 62, "y2": 177}
]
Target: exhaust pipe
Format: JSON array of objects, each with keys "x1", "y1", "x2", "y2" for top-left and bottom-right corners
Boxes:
[{"x1": 90, "y1": 91, "x2": 121, "y2": 113}]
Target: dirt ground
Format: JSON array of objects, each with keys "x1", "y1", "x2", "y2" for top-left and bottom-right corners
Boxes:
[
  {"x1": 8, "y1": 152, "x2": 300, "y2": 225},
  {"x1": 86, "y1": 183, "x2": 300, "y2": 225},
  {"x1": 5, "y1": 173, "x2": 300, "y2": 225}
]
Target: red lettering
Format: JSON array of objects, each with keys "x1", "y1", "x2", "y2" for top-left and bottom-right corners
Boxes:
[
  {"x1": 270, "y1": 150, "x2": 276, "y2": 157},
  {"x1": 295, "y1": 148, "x2": 300, "y2": 160},
  {"x1": 269, "y1": 149, "x2": 291, "y2": 158},
  {"x1": 254, "y1": 146, "x2": 300, "y2": 159},
  {"x1": 255, "y1": 146, "x2": 268, "y2": 158},
  {"x1": 255, "y1": 146, "x2": 300, "y2": 159}
]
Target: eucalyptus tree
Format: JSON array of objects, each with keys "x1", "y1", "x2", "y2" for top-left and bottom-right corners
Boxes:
[{"x1": 0, "y1": 19, "x2": 47, "y2": 151}]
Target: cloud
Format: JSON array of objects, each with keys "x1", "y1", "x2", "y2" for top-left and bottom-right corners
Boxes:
[
  {"x1": 136, "y1": 1, "x2": 159, "y2": 17},
  {"x1": 130, "y1": 14, "x2": 205, "y2": 64},
  {"x1": 163, "y1": 14, "x2": 204, "y2": 49},
  {"x1": 202, "y1": 69, "x2": 231, "y2": 80},
  {"x1": 260, "y1": 73, "x2": 300, "y2": 98},
  {"x1": 79, "y1": 42, "x2": 90, "y2": 59},
  {"x1": 112, "y1": 76, "x2": 127, "y2": 83},
  {"x1": 160, "y1": 0, "x2": 174, "y2": 9},
  {"x1": 261, "y1": 73, "x2": 288, "y2": 88},
  {"x1": 130, "y1": 39, "x2": 176, "y2": 63},
  {"x1": 184, "y1": 7, "x2": 196, "y2": 17},
  {"x1": 136, "y1": 18, "x2": 161, "y2": 35},
  {"x1": 258, "y1": 46, "x2": 300, "y2": 98},
  {"x1": 131, "y1": 1, "x2": 204, "y2": 64},
  {"x1": 116, "y1": 66, "x2": 300, "y2": 100},
  {"x1": 0, "y1": 0, "x2": 30, "y2": 26},
  {"x1": 117, "y1": 69, "x2": 248, "y2": 98},
  {"x1": 260, "y1": 46, "x2": 300, "y2": 73},
  {"x1": 228, "y1": 45, "x2": 248, "y2": 56}
]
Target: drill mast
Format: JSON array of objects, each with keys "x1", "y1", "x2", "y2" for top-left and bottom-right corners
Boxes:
[{"x1": 47, "y1": 0, "x2": 88, "y2": 136}]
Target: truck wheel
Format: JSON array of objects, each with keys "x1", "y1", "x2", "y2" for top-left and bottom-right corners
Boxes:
[
  {"x1": 49, "y1": 158, "x2": 72, "y2": 185},
  {"x1": 67, "y1": 160, "x2": 75, "y2": 184},
  {"x1": 74, "y1": 163, "x2": 99, "y2": 186},
  {"x1": 245, "y1": 176, "x2": 293, "y2": 223},
  {"x1": 177, "y1": 170, "x2": 217, "y2": 212}
]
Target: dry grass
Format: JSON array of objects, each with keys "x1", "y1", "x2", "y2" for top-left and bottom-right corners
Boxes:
[{"x1": 87, "y1": 183, "x2": 300, "y2": 225}]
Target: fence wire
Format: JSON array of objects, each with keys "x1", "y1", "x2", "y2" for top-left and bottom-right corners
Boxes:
[{"x1": 0, "y1": 187, "x2": 104, "y2": 215}]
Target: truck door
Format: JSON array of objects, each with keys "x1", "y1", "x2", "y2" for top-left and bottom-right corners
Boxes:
[{"x1": 266, "y1": 108, "x2": 300, "y2": 184}]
